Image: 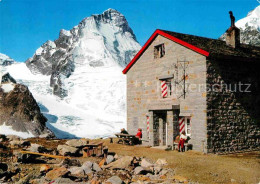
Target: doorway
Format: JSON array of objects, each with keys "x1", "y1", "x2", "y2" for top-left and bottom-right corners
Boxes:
[{"x1": 153, "y1": 111, "x2": 167, "y2": 146}]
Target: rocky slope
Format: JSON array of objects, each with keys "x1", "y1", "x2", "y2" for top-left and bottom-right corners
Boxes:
[
  {"x1": 220, "y1": 5, "x2": 260, "y2": 46},
  {"x1": 0, "y1": 82, "x2": 53, "y2": 138}
]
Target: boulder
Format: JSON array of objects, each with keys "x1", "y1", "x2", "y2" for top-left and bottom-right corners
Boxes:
[
  {"x1": 134, "y1": 166, "x2": 151, "y2": 175},
  {"x1": 82, "y1": 167, "x2": 93, "y2": 175},
  {"x1": 57, "y1": 145, "x2": 78, "y2": 156},
  {"x1": 10, "y1": 140, "x2": 30, "y2": 148},
  {"x1": 82, "y1": 161, "x2": 93, "y2": 169},
  {"x1": 153, "y1": 166, "x2": 163, "y2": 175},
  {"x1": 30, "y1": 178, "x2": 48, "y2": 184},
  {"x1": 92, "y1": 163, "x2": 101, "y2": 172},
  {"x1": 114, "y1": 154, "x2": 119, "y2": 160},
  {"x1": 29, "y1": 143, "x2": 46, "y2": 153},
  {"x1": 45, "y1": 167, "x2": 69, "y2": 180},
  {"x1": 6, "y1": 135, "x2": 21, "y2": 141},
  {"x1": 68, "y1": 167, "x2": 85, "y2": 178},
  {"x1": 40, "y1": 164, "x2": 51, "y2": 173},
  {"x1": 155, "y1": 158, "x2": 168, "y2": 166},
  {"x1": 104, "y1": 156, "x2": 133, "y2": 169},
  {"x1": 65, "y1": 139, "x2": 89, "y2": 148},
  {"x1": 52, "y1": 178, "x2": 75, "y2": 184},
  {"x1": 106, "y1": 155, "x2": 114, "y2": 164},
  {"x1": 60, "y1": 158, "x2": 81, "y2": 167},
  {"x1": 106, "y1": 176, "x2": 122, "y2": 184},
  {"x1": 140, "y1": 158, "x2": 154, "y2": 168}
]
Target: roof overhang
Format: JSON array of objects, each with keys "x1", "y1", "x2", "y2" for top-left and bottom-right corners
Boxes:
[{"x1": 123, "y1": 29, "x2": 210, "y2": 74}]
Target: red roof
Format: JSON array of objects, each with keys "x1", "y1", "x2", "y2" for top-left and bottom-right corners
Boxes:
[{"x1": 122, "y1": 29, "x2": 210, "y2": 74}]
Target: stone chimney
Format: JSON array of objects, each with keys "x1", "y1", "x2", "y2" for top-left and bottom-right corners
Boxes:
[{"x1": 225, "y1": 11, "x2": 240, "y2": 48}]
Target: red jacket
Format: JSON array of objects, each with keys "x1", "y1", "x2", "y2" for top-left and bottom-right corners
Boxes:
[{"x1": 136, "y1": 131, "x2": 142, "y2": 139}]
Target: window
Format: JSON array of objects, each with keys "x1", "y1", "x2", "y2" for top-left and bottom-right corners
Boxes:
[
  {"x1": 185, "y1": 117, "x2": 191, "y2": 137},
  {"x1": 160, "y1": 78, "x2": 172, "y2": 98},
  {"x1": 179, "y1": 116, "x2": 191, "y2": 137},
  {"x1": 154, "y1": 44, "x2": 165, "y2": 59}
]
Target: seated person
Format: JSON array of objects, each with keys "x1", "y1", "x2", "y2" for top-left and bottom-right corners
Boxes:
[
  {"x1": 120, "y1": 128, "x2": 129, "y2": 134},
  {"x1": 133, "y1": 128, "x2": 142, "y2": 145},
  {"x1": 178, "y1": 131, "x2": 187, "y2": 152},
  {"x1": 136, "y1": 128, "x2": 142, "y2": 139}
]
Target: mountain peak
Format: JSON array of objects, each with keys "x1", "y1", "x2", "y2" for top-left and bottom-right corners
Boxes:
[
  {"x1": 0, "y1": 53, "x2": 15, "y2": 66},
  {"x1": 103, "y1": 8, "x2": 121, "y2": 14},
  {"x1": 236, "y1": 5, "x2": 260, "y2": 31}
]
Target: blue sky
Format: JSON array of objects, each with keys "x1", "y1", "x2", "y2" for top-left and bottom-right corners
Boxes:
[{"x1": 0, "y1": 0, "x2": 259, "y2": 62}]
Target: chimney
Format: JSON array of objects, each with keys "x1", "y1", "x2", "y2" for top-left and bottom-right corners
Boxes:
[{"x1": 225, "y1": 11, "x2": 240, "y2": 48}]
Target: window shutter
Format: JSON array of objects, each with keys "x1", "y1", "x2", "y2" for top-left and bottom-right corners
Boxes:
[{"x1": 161, "y1": 44, "x2": 165, "y2": 57}]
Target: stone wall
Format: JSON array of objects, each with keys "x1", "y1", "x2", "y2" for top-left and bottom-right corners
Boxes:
[
  {"x1": 126, "y1": 35, "x2": 208, "y2": 152},
  {"x1": 206, "y1": 58, "x2": 260, "y2": 153}
]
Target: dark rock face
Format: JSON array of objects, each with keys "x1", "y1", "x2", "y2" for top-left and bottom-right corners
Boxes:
[
  {"x1": 0, "y1": 83, "x2": 53, "y2": 137},
  {"x1": 1, "y1": 73, "x2": 17, "y2": 84}
]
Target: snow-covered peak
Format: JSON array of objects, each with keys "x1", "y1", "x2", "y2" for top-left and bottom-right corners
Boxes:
[
  {"x1": 0, "y1": 53, "x2": 15, "y2": 66},
  {"x1": 236, "y1": 5, "x2": 260, "y2": 31},
  {"x1": 17, "y1": 9, "x2": 141, "y2": 138},
  {"x1": 0, "y1": 53, "x2": 10, "y2": 61}
]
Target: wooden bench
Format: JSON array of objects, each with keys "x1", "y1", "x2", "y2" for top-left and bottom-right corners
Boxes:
[
  {"x1": 115, "y1": 133, "x2": 137, "y2": 145},
  {"x1": 173, "y1": 142, "x2": 192, "y2": 151},
  {"x1": 82, "y1": 141, "x2": 103, "y2": 157}
]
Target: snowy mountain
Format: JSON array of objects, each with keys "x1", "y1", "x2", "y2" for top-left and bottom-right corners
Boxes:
[
  {"x1": 0, "y1": 53, "x2": 15, "y2": 66},
  {"x1": 220, "y1": 5, "x2": 260, "y2": 46},
  {"x1": 1, "y1": 9, "x2": 141, "y2": 139},
  {"x1": 26, "y1": 8, "x2": 140, "y2": 98}
]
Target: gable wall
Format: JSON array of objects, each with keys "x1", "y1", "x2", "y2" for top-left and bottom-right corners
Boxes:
[{"x1": 126, "y1": 35, "x2": 208, "y2": 152}]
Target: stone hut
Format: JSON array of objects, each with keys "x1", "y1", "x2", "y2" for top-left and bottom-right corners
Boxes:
[{"x1": 123, "y1": 24, "x2": 260, "y2": 153}]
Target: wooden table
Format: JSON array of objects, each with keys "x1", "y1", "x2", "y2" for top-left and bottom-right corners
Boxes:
[
  {"x1": 115, "y1": 133, "x2": 137, "y2": 145},
  {"x1": 82, "y1": 141, "x2": 103, "y2": 157}
]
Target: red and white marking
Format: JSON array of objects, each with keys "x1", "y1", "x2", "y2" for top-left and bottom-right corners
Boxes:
[
  {"x1": 179, "y1": 117, "x2": 185, "y2": 134},
  {"x1": 146, "y1": 116, "x2": 150, "y2": 139},
  {"x1": 161, "y1": 81, "x2": 168, "y2": 98}
]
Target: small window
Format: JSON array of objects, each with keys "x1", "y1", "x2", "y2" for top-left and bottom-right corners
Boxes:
[
  {"x1": 185, "y1": 117, "x2": 191, "y2": 137},
  {"x1": 154, "y1": 44, "x2": 165, "y2": 59},
  {"x1": 179, "y1": 116, "x2": 191, "y2": 137},
  {"x1": 160, "y1": 78, "x2": 172, "y2": 98}
]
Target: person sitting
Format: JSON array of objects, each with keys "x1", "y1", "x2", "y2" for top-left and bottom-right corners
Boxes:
[
  {"x1": 120, "y1": 128, "x2": 129, "y2": 134},
  {"x1": 132, "y1": 128, "x2": 142, "y2": 145},
  {"x1": 136, "y1": 128, "x2": 142, "y2": 139},
  {"x1": 178, "y1": 131, "x2": 187, "y2": 152}
]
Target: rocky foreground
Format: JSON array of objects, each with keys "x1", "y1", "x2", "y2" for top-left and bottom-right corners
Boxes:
[{"x1": 0, "y1": 135, "x2": 189, "y2": 184}]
